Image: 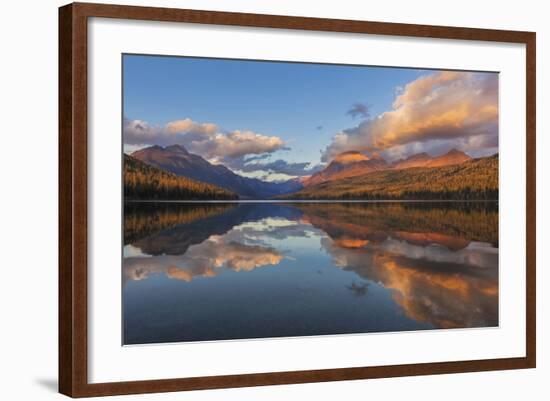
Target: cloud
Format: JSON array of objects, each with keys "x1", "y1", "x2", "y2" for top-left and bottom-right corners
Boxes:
[
  {"x1": 236, "y1": 159, "x2": 323, "y2": 177},
  {"x1": 122, "y1": 214, "x2": 314, "y2": 284},
  {"x1": 320, "y1": 232, "x2": 498, "y2": 328},
  {"x1": 346, "y1": 102, "x2": 371, "y2": 119},
  {"x1": 124, "y1": 232, "x2": 285, "y2": 283},
  {"x1": 379, "y1": 132, "x2": 499, "y2": 161},
  {"x1": 165, "y1": 119, "x2": 218, "y2": 135},
  {"x1": 236, "y1": 217, "x2": 321, "y2": 240},
  {"x1": 124, "y1": 117, "x2": 286, "y2": 162},
  {"x1": 323, "y1": 71, "x2": 498, "y2": 161}
]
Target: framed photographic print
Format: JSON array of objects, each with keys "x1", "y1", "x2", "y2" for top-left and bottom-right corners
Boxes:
[{"x1": 59, "y1": 2, "x2": 536, "y2": 397}]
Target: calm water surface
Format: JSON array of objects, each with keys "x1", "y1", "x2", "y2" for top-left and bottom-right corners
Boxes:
[{"x1": 123, "y1": 202, "x2": 498, "y2": 345}]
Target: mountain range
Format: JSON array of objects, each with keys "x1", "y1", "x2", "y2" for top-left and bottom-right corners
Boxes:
[
  {"x1": 131, "y1": 144, "x2": 302, "y2": 199},
  {"x1": 303, "y1": 151, "x2": 388, "y2": 187},
  {"x1": 303, "y1": 148, "x2": 472, "y2": 187},
  {"x1": 127, "y1": 144, "x2": 497, "y2": 200},
  {"x1": 283, "y1": 154, "x2": 498, "y2": 200}
]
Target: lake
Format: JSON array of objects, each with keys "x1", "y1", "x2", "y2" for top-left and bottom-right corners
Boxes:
[{"x1": 122, "y1": 201, "x2": 498, "y2": 345}]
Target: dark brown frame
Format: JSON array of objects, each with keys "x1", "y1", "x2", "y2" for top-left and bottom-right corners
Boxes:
[{"x1": 59, "y1": 2, "x2": 536, "y2": 397}]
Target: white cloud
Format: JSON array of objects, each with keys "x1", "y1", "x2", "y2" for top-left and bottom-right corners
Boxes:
[
  {"x1": 232, "y1": 158, "x2": 323, "y2": 179},
  {"x1": 124, "y1": 117, "x2": 286, "y2": 161}
]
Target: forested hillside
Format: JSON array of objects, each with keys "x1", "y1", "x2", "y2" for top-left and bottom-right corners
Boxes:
[
  {"x1": 124, "y1": 154, "x2": 238, "y2": 200},
  {"x1": 283, "y1": 154, "x2": 498, "y2": 200},
  {"x1": 131, "y1": 144, "x2": 302, "y2": 199}
]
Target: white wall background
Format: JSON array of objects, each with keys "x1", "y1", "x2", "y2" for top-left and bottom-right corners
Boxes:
[{"x1": 0, "y1": 0, "x2": 546, "y2": 399}]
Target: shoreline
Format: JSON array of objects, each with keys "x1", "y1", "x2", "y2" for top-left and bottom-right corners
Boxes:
[{"x1": 124, "y1": 199, "x2": 499, "y2": 204}]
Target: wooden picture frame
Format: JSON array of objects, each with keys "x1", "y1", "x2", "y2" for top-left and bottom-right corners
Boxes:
[{"x1": 59, "y1": 2, "x2": 536, "y2": 397}]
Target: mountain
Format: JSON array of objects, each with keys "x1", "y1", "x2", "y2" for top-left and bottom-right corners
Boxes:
[
  {"x1": 422, "y1": 149, "x2": 472, "y2": 167},
  {"x1": 124, "y1": 154, "x2": 238, "y2": 200},
  {"x1": 280, "y1": 154, "x2": 498, "y2": 200},
  {"x1": 303, "y1": 151, "x2": 388, "y2": 187},
  {"x1": 131, "y1": 145, "x2": 302, "y2": 199},
  {"x1": 392, "y1": 152, "x2": 432, "y2": 169},
  {"x1": 392, "y1": 149, "x2": 472, "y2": 170},
  {"x1": 304, "y1": 149, "x2": 472, "y2": 187}
]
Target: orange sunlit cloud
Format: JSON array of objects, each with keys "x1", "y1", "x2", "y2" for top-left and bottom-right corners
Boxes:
[{"x1": 323, "y1": 71, "x2": 498, "y2": 161}]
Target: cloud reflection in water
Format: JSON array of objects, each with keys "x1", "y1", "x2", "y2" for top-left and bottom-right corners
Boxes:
[{"x1": 123, "y1": 202, "x2": 498, "y2": 342}]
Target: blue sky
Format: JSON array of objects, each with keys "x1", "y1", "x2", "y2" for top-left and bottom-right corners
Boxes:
[{"x1": 123, "y1": 55, "x2": 498, "y2": 181}]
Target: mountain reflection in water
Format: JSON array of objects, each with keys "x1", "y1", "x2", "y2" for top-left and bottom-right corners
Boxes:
[{"x1": 123, "y1": 201, "x2": 498, "y2": 344}]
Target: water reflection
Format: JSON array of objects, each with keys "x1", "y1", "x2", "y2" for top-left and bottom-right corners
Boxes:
[
  {"x1": 124, "y1": 232, "x2": 285, "y2": 283},
  {"x1": 123, "y1": 201, "x2": 498, "y2": 344}
]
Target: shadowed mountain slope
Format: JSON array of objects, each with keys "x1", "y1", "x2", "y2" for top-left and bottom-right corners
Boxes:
[
  {"x1": 131, "y1": 145, "x2": 302, "y2": 199},
  {"x1": 124, "y1": 153, "x2": 238, "y2": 200}
]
